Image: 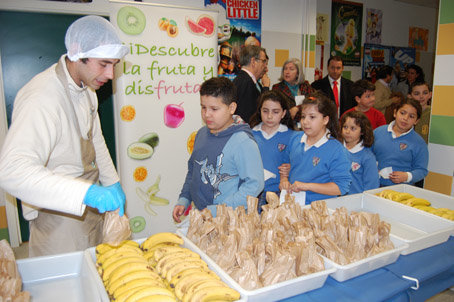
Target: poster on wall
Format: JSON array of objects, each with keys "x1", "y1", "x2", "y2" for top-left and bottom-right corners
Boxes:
[
  {"x1": 365, "y1": 8, "x2": 382, "y2": 44},
  {"x1": 362, "y1": 44, "x2": 415, "y2": 83},
  {"x1": 409, "y1": 26, "x2": 429, "y2": 51},
  {"x1": 204, "y1": 0, "x2": 262, "y2": 79},
  {"x1": 110, "y1": 1, "x2": 218, "y2": 237},
  {"x1": 330, "y1": 0, "x2": 363, "y2": 66},
  {"x1": 316, "y1": 13, "x2": 329, "y2": 42}
]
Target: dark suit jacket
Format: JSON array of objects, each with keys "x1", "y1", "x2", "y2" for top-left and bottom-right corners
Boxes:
[
  {"x1": 232, "y1": 69, "x2": 268, "y2": 124},
  {"x1": 311, "y1": 76, "x2": 355, "y2": 116}
]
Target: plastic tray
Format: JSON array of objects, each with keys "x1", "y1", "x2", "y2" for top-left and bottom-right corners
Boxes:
[
  {"x1": 17, "y1": 251, "x2": 106, "y2": 302},
  {"x1": 365, "y1": 184, "x2": 454, "y2": 227},
  {"x1": 85, "y1": 238, "x2": 247, "y2": 302},
  {"x1": 323, "y1": 193, "x2": 454, "y2": 255},
  {"x1": 177, "y1": 228, "x2": 336, "y2": 302}
]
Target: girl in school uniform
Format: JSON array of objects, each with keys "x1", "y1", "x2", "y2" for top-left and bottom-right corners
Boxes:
[
  {"x1": 372, "y1": 98, "x2": 428, "y2": 187},
  {"x1": 250, "y1": 90, "x2": 295, "y2": 210},
  {"x1": 339, "y1": 111, "x2": 379, "y2": 194},
  {"x1": 280, "y1": 91, "x2": 351, "y2": 204}
]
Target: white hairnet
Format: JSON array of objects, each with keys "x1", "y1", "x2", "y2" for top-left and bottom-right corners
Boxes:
[{"x1": 65, "y1": 15, "x2": 129, "y2": 62}]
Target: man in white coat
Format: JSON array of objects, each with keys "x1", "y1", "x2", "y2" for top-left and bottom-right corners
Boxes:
[{"x1": 0, "y1": 16, "x2": 128, "y2": 256}]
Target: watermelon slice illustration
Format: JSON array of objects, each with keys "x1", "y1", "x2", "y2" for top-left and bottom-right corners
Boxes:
[
  {"x1": 197, "y1": 14, "x2": 215, "y2": 37},
  {"x1": 185, "y1": 16, "x2": 206, "y2": 36}
]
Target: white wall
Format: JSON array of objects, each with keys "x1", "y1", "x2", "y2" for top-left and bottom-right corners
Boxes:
[{"x1": 316, "y1": 0, "x2": 438, "y2": 83}]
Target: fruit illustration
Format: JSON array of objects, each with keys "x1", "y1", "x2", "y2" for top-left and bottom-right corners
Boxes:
[
  {"x1": 117, "y1": 6, "x2": 146, "y2": 35},
  {"x1": 164, "y1": 103, "x2": 185, "y2": 128},
  {"x1": 197, "y1": 14, "x2": 215, "y2": 37},
  {"x1": 139, "y1": 132, "x2": 159, "y2": 148},
  {"x1": 136, "y1": 175, "x2": 169, "y2": 217},
  {"x1": 129, "y1": 216, "x2": 146, "y2": 233},
  {"x1": 185, "y1": 16, "x2": 206, "y2": 36},
  {"x1": 187, "y1": 131, "x2": 197, "y2": 154},
  {"x1": 167, "y1": 20, "x2": 179, "y2": 37},
  {"x1": 127, "y1": 142, "x2": 153, "y2": 160},
  {"x1": 120, "y1": 105, "x2": 136, "y2": 122},
  {"x1": 133, "y1": 166, "x2": 148, "y2": 182},
  {"x1": 158, "y1": 17, "x2": 169, "y2": 31}
]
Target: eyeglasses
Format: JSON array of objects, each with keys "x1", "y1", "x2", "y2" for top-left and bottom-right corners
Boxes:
[{"x1": 255, "y1": 57, "x2": 268, "y2": 64}]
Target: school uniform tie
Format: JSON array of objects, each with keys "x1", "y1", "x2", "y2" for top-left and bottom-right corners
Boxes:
[{"x1": 333, "y1": 80, "x2": 339, "y2": 108}]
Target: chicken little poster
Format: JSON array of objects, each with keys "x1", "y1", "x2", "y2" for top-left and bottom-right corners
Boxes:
[
  {"x1": 330, "y1": 0, "x2": 363, "y2": 66},
  {"x1": 204, "y1": 0, "x2": 262, "y2": 79}
]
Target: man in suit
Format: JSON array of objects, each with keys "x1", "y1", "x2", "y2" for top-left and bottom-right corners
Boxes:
[
  {"x1": 374, "y1": 65, "x2": 400, "y2": 121},
  {"x1": 311, "y1": 56, "x2": 354, "y2": 117},
  {"x1": 232, "y1": 45, "x2": 270, "y2": 124}
]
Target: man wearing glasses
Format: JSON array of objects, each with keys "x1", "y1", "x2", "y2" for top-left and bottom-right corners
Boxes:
[{"x1": 233, "y1": 45, "x2": 270, "y2": 125}]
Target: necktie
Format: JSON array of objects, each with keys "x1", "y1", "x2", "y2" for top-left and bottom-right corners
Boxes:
[
  {"x1": 255, "y1": 81, "x2": 261, "y2": 93},
  {"x1": 333, "y1": 80, "x2": 339, "y2": 108}
]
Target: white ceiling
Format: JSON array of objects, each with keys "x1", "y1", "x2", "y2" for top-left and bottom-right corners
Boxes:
[{"x1": 394, "y1": 0, "x2": 439, "y2": 9}]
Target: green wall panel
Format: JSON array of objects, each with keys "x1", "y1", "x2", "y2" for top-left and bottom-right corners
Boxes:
[
  {"x1": 429, "y1": 115, "x2": 454, "y2": 146},
  {"x1": 440, "y1": 0, "x2": 454, "y2": 24}
]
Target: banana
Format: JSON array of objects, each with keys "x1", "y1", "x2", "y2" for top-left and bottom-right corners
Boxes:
[
  {"x1": 102, "y1": 257, "x2": 148, "y2": 282},
  {"x1": 112, "y1": 278, "x2": 165, "y2": 298},
  {"x1": 404, "y1": 197, "x2": 431, "y2": 207},
  {"x1": 169, "y1": 268, "x2": 217, "y2": 288},
  {"x1": 186, "y1": 285, "x2": 240, "y2": 302},
  {"x1": 154, "y1": 247, "x2": 199, "y2": 262},
  {"x1": 107, "y1": 270, "x2": 162, "y2": 294},
  {"x1": 122, "y1": 286, "x2": 175, "y2": 302},
  {"x1": 115, "y1": 286, "x2": 149, "y2": 302},
  {"x1": 393, "y1": 192, "x2": 414, "y2": 202},
  {"x1": 182, "y1": 279, "x2": 228, "y2": 302},
  {"x1": 378, "y1": 189, "x2": 393, "y2": 199},
  {"x1": 97, "y1": 245, "x2": 142, "y2": 265},
  {"x1": 107, "y1": 262, "x2": 150, "y2": 286},
  {"x1": 141, "y1": 232, "x2": 184, "y2": 251},
  {"x1": 142, "y1": 243, "x2": 181, "y2": 261},
  {"x1": 156, "y1": 252, "x2": 200, "y2": 272},
  {"x1": 160, "y1": 256, "x2": 203, "y2": 278},
  {"x1": 174, "y1": 271, "x2": 219, "y2": 300},
  {"x1": 96, "y1": 240, "x2": 140, "y2": 255},
  {"x1": 100, "y1": 252, "x2": 145, "y2": 271},
  {"x1": 165, "y1": 260, "x2": 208, "y2": 282},
  {"x1": 127, "y1": 295, "x2": 176, "y2": 302}
]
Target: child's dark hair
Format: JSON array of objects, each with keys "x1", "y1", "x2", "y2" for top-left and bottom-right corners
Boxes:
[
  {"x1": 300, "y1": 91, "x2": 339, "y2": 139},
  {"x1": 395, "y1": 98, "x2": 422, "y2": 119},
  {"x1": 199, "y1": 77, "x2": 236, "y2": 105},
  {"x1": 410, "y1": 81, "x2": 431, "y2": 93},
  {"x1": 249, "y1": 90, "x2": 295, "y2": 129},
  {"x1": 339, "y1": 111, "x2": 374, "y2": 147},
  {"x1": 351, "y1": 79, "x2": 375, "y2": 99}
]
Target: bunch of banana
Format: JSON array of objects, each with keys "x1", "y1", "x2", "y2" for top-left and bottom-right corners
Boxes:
[
  {"x1": 376, "y1": 189, "x2": 454, "y2": 221},
  {"x1": 141, "y1": 232, "x2": 184, "y2": 251}
]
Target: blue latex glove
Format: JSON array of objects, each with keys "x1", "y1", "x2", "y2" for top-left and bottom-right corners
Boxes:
[
  {"x1": 83, "y1": 183, "x2": 125, "y2": 216},
  {"x1": 106, "y1": 182, "x2": 126, "y2": 216}
]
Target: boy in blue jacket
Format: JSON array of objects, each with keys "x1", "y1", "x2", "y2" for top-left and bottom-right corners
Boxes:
[{"x1": 173, "y1": 77, "x2": 264, "y2": 221}]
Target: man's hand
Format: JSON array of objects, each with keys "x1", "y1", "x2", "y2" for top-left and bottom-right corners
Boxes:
[{"x1": 261, "y1": 73, "x2": 270, "y2": 88}]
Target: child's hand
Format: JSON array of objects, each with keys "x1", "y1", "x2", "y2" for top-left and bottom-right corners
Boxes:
[
  {"x1": 389, "y1": 171, "x2": 408, "y2": 184},
  {"x1": 278, "y1": 163, "x2": 290, "y2": 177},
  {"x1": 290, "y1": 181, "x2": 307, "y2": 192},
  {"x1": 172, "y1": 205, "x2": 185, "y2": 223},
  {"x1": 279, "y1": 179, "x2": 291, "y2": 191}
]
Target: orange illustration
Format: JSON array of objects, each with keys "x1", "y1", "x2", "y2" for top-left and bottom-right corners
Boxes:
[
  {"x1": 187, "y1": 131, "x2": 197, "y2": 154},
  {"x1": 133, "y1": 166, "x2": 148, "y2": 182},
  {"x1": 120, "y1": 105, "x2": 136, "y2": 122}
]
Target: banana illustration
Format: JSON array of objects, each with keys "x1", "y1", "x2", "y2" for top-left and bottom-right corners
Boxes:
[
  {"x1": 186, "y1": 285, "x2": 240, "y2": 302},
  {"x1": 107, "y1": 270, "x2": 162, "y2": 294},
  {"x1": 141, "y1": 232, "x2": 184, "y2": 251},
  {"x1": 120, "y1": 286, "x2": 175, "y2": 302},
  {"x1": 102, "y1": 257, "x2": 148, "y2": 282},
  {"x1": 174, "y1": 271, "x2": 219, "y2": 300},
  {"x1": 165, "y1": 260, "x2": 208, "y2": 282},
  {"x1": 182, "y1": 279, "x2": 228, "y2": 302},
  {"x1": 112, "y1": 278, "x2": 165, "y2": 299}
]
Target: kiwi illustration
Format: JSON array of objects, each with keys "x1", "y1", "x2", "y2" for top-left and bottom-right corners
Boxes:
[{"x1": 117, "y1": 6, "x2": 146, "y2": 35}]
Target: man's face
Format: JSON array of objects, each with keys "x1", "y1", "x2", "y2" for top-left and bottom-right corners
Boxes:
[
  {"x1": 328, "y1": 59, "x2": 343, "y2": 80},
  {"x1": 76, "y1": 58, "x2": 120, "y2": 90},
  {"x1": 253, "y1": 50, "x2": 268, "y2": 80}
]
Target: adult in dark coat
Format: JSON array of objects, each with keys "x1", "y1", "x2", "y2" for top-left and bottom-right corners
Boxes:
[
  {"x1": 311, "y1": 56, "x2": 354, "y2": 117},
  {"x1": 232, "y1": 45, "x2": 269, "y2": 125}
]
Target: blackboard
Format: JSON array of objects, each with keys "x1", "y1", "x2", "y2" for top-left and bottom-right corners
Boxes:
[{"x1": 0, "y1": 11, "x2": 117, "y2": 240}]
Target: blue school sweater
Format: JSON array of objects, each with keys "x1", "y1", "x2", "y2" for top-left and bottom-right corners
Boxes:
[
  {"x1": 177, "y1": 121, "x2": 264, "y2": 216},
  {"x1": 372, "y1": 123, "x2": 428, "y2": 186},
  {"x1": 345, "y1": 142, "x2": 379, "y2": 194},
  {"x1": 286, "y1": 131, "x2": 352, "y2": 204},
  {"x1": 252, "y1": 124, "x2": 293, "y2": 193}
]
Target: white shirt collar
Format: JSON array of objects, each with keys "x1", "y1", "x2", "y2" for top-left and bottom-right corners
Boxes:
[
  {"x1": 387, "y1": 120, "x2": 413, "y2": 138},
  {"x1": 300, "y1": 129, "x2": 330, "y2": 151},
  {"x1": 328, "y1": 76, "x2": 341, "y2": 86},
  {"x1": 378, "y1": 79, "x2": 389, "y2": 87},
  {"x1": 344, "y1": 140, "x2": 364, "y2": 153},
  {"x1": 253, "y1": 123, "x2": 288, "y2": 139},
  {"x1": 242, "y1": 67, "x2": 257, "y2": 83}
]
